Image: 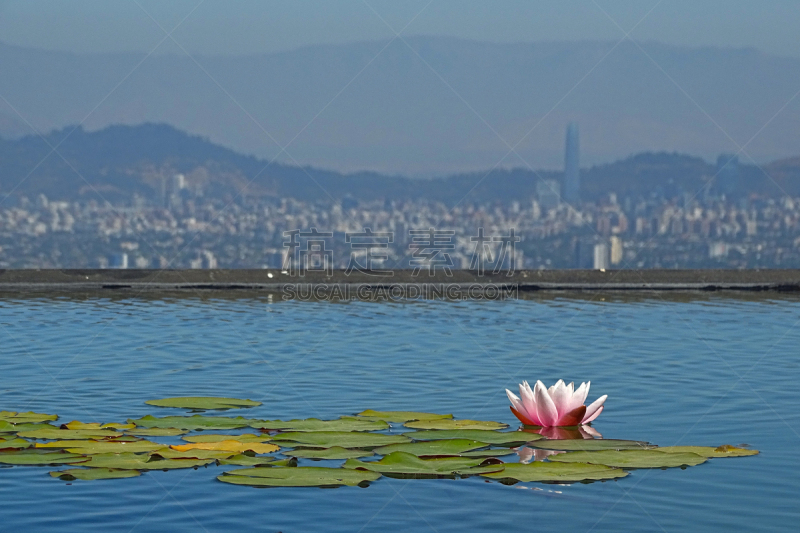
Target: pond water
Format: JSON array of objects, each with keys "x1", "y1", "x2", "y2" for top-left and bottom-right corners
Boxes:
[{"x1": 0, "y1": 293, "x2": 798, "y2": 532}]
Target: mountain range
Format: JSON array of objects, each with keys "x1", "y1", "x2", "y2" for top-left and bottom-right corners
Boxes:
[
  {"x1": 2, "y1": 123, "x2": 799, "y2": 206},
  {"x1": 2, "y1": 37, "x2": 800, "y2": 175}
]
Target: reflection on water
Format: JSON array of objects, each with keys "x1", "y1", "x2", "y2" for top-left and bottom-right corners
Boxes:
[{"x1": 0, "y1": 295, "x2": 799, "y2": 532}]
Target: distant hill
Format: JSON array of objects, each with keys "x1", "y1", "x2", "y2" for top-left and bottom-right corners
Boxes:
[
  {"x1": 1, "y1": 123, "x2": 799, "y2": 206},
  {"x1": 2, "y1": 37, "x2": 800, "y2": 174}
]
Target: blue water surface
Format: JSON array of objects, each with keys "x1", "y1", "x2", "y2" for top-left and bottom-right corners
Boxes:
[{"x1": 0, "y1": 293, "x2": 798, "y2": 532}]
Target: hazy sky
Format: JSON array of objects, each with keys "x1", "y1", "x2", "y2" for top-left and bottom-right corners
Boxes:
[{"x1": 1, "y1": 0, "x2": 799, "y2": 58}]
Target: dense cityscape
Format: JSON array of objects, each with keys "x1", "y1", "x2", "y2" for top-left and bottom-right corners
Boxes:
[{"x1": 2, "y1": 181, "x2": 800, "y2": 270}]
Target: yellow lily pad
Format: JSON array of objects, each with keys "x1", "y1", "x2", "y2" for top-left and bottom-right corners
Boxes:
[
  {"x1": 170, "y1": 441, "x2": 280, "y2": 454},
  {"x1": 655, "y1": 445, "x2": 759, "y2": 458}
]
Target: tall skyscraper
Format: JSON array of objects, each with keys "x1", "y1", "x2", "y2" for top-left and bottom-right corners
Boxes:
[{"x1": 564, "y1": 122, "x2": 580, "y2": 204}]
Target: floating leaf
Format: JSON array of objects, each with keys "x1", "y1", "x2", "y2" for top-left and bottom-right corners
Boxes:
[
  {"x1": 63, "y1": 421, "x2": 136, "y2": 431},
  {"x1": 251, "y1": 417, "x2": 389, "y2": 432},
  {"x1": 42, "y1": 441, "x2": 167, "y2": 455},
  {"x1": 145, "y1": 397, "x2": 261, "y2": 410},
  {"x1": 404, "y1": 430, "x2": 540, "y2": 445},
  {"x1": 18, "y1": 428, "x2": 123, "y2": 440},
  {"x1": 218, "y1": 466, "x2": 381, "y2": 487},
  {"x1": 529, "y1": 439, "x2": 655, "y2": 452},
  {"x1": 51, "y1": 468, "x2": 141, "y2": 481},
  {"x1": 655, "y1": 445, "x2": 759, "y2": 458},
  {"x1": 287, "y1": 447, "x2": 375, "y2": 460},
  {"x1": 356, "y1": 410, "x2": 453, "y2": 423},
  {"x1": 125, "y1": 428, "x2": 188, "y2": 437},
  {"x1": 171, "y1": 441, "x2": 280, "y2": 455},
  {"x1": 460, "y1": 448, "x2": 516, "y2": 458},
  {"x1": 373, "y1": 439, "x2": 489, "y2": 457},
  {"x1": 549, "y1": 450, "x2": 708, "y2": 469},
  {"x1": 0, "y1": 449, "x2": 87, "y2": 465},
  {"x1": 0, "y1": 438, "x2": 32, "y2": 450},
  {"x1": 0, "y1": 411, "x2": 58, "y2": 424},
  {"x1": 481, "y1": 461, "x2": 628, "y2": 483},
  {"x1": 128, "y1": 415, "x2": 252, "y2": 430},
  {"x1": 271, "y1": 431, "x2": 411, "y2": 449},
  {"x1": 81, "y1": 453, "x2": 216, "y2": 470},
  {"x1": 0, "y1": 421, "x2": 57, "y2": 433},
  {"x1": 219, "y1": 454, "x2": 285, "y2": 467},
  {"x1": 344, "y1": 451, "x2": 505, "y2": 477},
  {"x1": 153, "y1": 449, "x2": 235, "y2": 460},
  {"x1": 404, "y1": 419, "x2": 508, "y2": 431},
  {"x1": 181, "y1": 433, "x2": 270, "y2": 443}
]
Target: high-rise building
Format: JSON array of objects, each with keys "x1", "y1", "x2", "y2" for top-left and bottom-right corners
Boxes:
[{"x1": 564, "y1": 122, "x2": 580, "y2": 204}]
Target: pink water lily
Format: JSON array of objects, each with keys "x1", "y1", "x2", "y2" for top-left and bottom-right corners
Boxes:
[{"x1": 506, "y1": 380, "x2": 607, "y2": 427}]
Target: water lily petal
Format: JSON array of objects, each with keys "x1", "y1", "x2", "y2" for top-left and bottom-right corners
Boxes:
[
  {"x1": 579, "y1": 425, "x2": 603, "y2": 439},
  {"x1": 510, "y1": 406, "x2": 537, "y2": 426},
  {"x1": 507, "y1": 390, "x2": 538, "y2": 425},
  {"x1": 556, "y1": 405, "x2": 586, "y2": 426},
  {"x1": 582, "y1": 395, "x2": 608, "y2": 423},
  {"x1": 569, "y1": 382, "x2": 590, "y2": 412},
  {"x1": 550, "y1": 380, "x2": 572, "y2": 418},
  {"x1": 533, "y1": 381, "x2": 558, "y2": 427},
  {"x1": 519, "y1": 382, "x2": 539, "y2": 425}
]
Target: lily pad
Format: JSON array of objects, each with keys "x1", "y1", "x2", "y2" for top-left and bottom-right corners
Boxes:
[
  {"x1": 182, "y1": 433, "x2": 270, "y2": 443},
  {"x1": 271, "y1": 431, "x2": 411, "y2": 449},
  {"x1": 481, "y1": 461, "x2": 628, "y2": 483},
  {"x1": 529, "y1": 439, "x2": 655, "y2": 451},
  {"x1": 0, "y1": 411, "x2": 58, "y2": 424},
  {"x1": 356, "y1": 410, "x2": 453, "y2": 423},
  {"x1": 655, "y1": 445, "x2": 759, "y2": 458},
  {"x1": 154, "y1": 449, "x2": 235, "y2": 460},
  {"x1": 373, "y1": 439, "x2": 489, "y2": 457},
  {"x1": 549, "y1": 450, "x2": 708, "y2": 469},
  {"x1": 0, "y1": 438, "x2": 33, "y2": 450},
  {"x1": 63, "y1": 421, "x2": 136, "y2": 431},
  {"x1": 171, "y1": 441, "x2": 280, "y2": 455},
  {"x1": 128, "y1": 415, "x2": 252, "y2": 430},
  {"x1": 17, "y1": 428, "x2": 123, "y2": 440},
  {"x1": 404, "y1": 430, "x2": 540, "y2": 445},
  {"x1": 344, "y1": 451, "x2": 505, "y2": 477},
  {"x1": 404, "y1": 419, "x2": 508, "y2": 431},
  {"x1": 0, "y1": 421, "x2": 57, "y2": 433},
  {"x1": 125, "y1": 428, "x2": 189, "y2": 437},
  {"x1": 460, "y1": 448, "x2": 517, "y2": 458},
  {"x1": 0, "y1": 449, "x2": 87, "y2": 465},
  {"x1": 218, "y1": 466, "x2": 381, "y2": 487},
  {"x1": 51, "y1": 468, "x2": 141, "y2": 481},
  {"x1": 250, "y1": 417, "x2": 389, "y2": 432},
  {"x1": 219, "y1": 454, "x2": 286, "y2": 467},
  {"x1": 44, "y1": 441, "x2": 167, "y2": 455},
  {"x1": 145, "y1": 397, "x2": 262, "y2": 410},
  {"x1": 287, "y1": 447, "x2": 376, "y2": 460},
  {"x1": 81, "y1": 453, "x2": 216, "y2": 470}
]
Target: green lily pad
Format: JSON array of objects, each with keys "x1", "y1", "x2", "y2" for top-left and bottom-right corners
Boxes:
[
  {"x1": 81, "y1": 453, "x2": 216, "y2": 470},
  {"x1": 128, "y1": 415, "x2": 252, "y2": 430},
  {"x1": 58, "y1": 441, "x2": 167, "y2": 455},
  {"x1": 0, "y1": 411, "x2": 58, "y2": 424},
  {"x1": 481, "y1": 461, "x2": 628, "y2": 483},
  {"x1": 218, "y1": 454, "x2": 285, "y2": 467},
  {"x1": 460, "y1": 448, "x2": 517, "y2": 458},
  {"x1": 153, "y1": 449, "x2": 235, "y2": 460},
  {"x1": 145, "y1": 397, "x2": 261, "y2": 410},
  {"x1": 373, "y1": 439, "x2": 489, "y2": 457},
  {"x1": 549, "y1": 450, "x2": 708, "y2": 469},
  {"x1": 51, "y1": 468, "x2": 141, "y2": 481},
  {"x1": 125, "y1": 428, "x2": 189, "y2": 437},
  {"x1": 404, "y1": 430, "x2": 540, "y2": 445},
  {"x1": 182, "y1": 433, "x2": 271, "y2": 443},
  {"x1": 17, "y1": 428, "x2": 123, "y2": 440},
  {"x1": 404, "y1": 419, "x2": 508, "y2": 431},
  {"x1": 271, "y1": 431, "x2": 411, "y2": 449},
  {"x1": 287, "y1": 447, "x2": 376, "y2": 460},
  {"x1": 0, "y1": 449, "x2": 88, "y2": 465},
  {"x1": 0, "y1": 421, "x2": 57, "y2": 433},
  {"x1": 529, "y1": 439, "x2": 655, "y2": 451},
  {"x1": 344, "y1": 451, "x2": 505, "y2": 478},
  {"x1": 218, "y1": 466, "x2": 381, "y2": 487},
  {"x1": 0, "y1": 438, "x2": 33, "y2": 449},
  {"x1": 356, "y1": 410, "x2": 453, "y2": 423},
  {"x1": 655, "y1": 445, "x2": 759, "y2": 458},
  {"x1": 250, "y1": 417, "x2": 389, "y2": 432}
]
